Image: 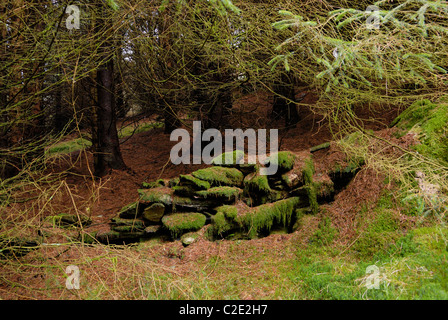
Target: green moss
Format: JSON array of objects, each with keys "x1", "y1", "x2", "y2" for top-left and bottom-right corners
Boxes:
[
  {"x1": 309, "y1": 216, "x2": 338, "y2": 246},
  {"x1": 210, "y1": 211, "x2": 236, "y2": 237},
  {"x1": 215, "y1": 205, "x2": 238, "y2": 221},
  {"x1": 112, "y1": 225, "x2": 145, "y2": 233},
  {"x1": 243, "y1": 169, "x2": 272, "y2": 195},
  {"x1": 179, "y1": 174, "x2": 211, "y2": 190},
  {"x1": 192, "y1": 166, "x2": 244, "y2": 187},
  {"x1": 352, "y1": 209, "x2": 401, "y2": 259},
  {"x1": 353, "y1": 231, "x2": 401, "y2": 260},
  {"x1": 46, "y1": 213, "x2": 91, "y2": 228},
  {"x1": 110, "y1": 217, "x2": 146, "y2": 230},
  {"x1": 142, "y1": 179, "x2": 165, "y2": 189},
  {"x1": 302, "y1": 158, "x2": 318, "y2": 214},
  {"x1": 196, "y1": 186, "x2": 242, "y2": 202},
  {"x1": 412, "y1": 103, "x2": 448, "y2": 163},
  {"x1": 118, "y1": 201, "x2": 140, "y2": 219},
  {"x1": 138, "y1": 187, "x2": 172, "y2": 206},
  {"x1": 236, "y1": 197, "x2": 302, "y2": 238},
  {"x1": 211, "y1": 150, "x2": 245, "y2": 166},
  {"x1": 392, "y1": 99, "x2": 448, "y2": 163},
  {"x1": 264, "y1": 151, "x2": 296, "y2": 173},
  {"x1": 168, "y1": 177, "x2": 180, "y2": 187},
  {"x1": 172, "y1": 186, "x2": 196, "y2": 197},
  {"x1": 161, "y1": 212, "x2": 207, "y2": 238},
  {"x1": 369, "y1": 209, "x2": 400, "y2": 233},
  {"x1": 391, "y1": 99, "x2": 438, "y2": 129}
]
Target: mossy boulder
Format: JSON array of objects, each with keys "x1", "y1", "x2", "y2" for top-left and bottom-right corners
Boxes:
[
  {"x1": 302, "y1": 158, "x2": 319, "y2": 214},
  {"x1": 142, "y1": 179, "x2": 166, "y2": 189},
  {"x1": 215, "y1": 205, "x2": 238, "y2": 221},
  {"x1": 243, "y1": 168, "x2": 289, "y2": 206},
  {"x1": 264, "y1": 151, "x2": 296, "y2": 174},
  {"x1": 138, "y1": 187, "x2": 173, "y2": 206},
  {"x1": 211, "y1": 150, "x2": 245, "y2": 166},
  {"x1": 46, "y1": 213, "x2": 91, "y2": 228},
  {"x1": 172, "y1": 196, "x2": 218, "y2": 212},
  {"x1": 208, "y1": 211, "x2": 238, "y2": 239},
  {"x1": 96, "y1": 229, "x2": 145, "y2": 244},
  {"x1": 196, "y1": 186, "x2": 242, "y2": 203},
  {"x1": 237, "y1": 197, "x2": 304, "y2": 238},
  {"x1": 244, "y1": 168, "x2": 272, "y2": 194},
  {"x1": 208, "y1": 197, "x2": 304, "y2": 239},
  {"x1": 144, "y1": 225, "x2": 162, "y2": 236},
  {"x1": 162, "y1": 212, "x2": 207, "y2": 238},
  {"x1": 142, "y1": 203, "x2": 165, "y2": 223},
  {"x1": 111, "y1": 216, "x2": 146, "y2": 230},
  {"x1": 191, "y1": 166, "x2": 244, "y2": 187},
  {"x1": 118, "y1": 201, "x2": 141, "y2": 219},
  {"x1": 179, "y1": 174, "x2": 211, "y2": 190}
]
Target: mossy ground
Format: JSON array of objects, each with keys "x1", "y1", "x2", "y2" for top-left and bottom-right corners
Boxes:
[{"x1": 393, "y1": 99, "x2": 448, "y2": 163}]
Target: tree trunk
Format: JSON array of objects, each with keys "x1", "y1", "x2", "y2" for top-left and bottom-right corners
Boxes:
[
  {"x1": 94, "y1": 57, "x2": 126, "y2": 177},
  {"x1": 93, "y1": 2, "x2": 126, "y2": 177},
  {"x1": 272, "y1": 72, "x2": 299, "y2": 127}
]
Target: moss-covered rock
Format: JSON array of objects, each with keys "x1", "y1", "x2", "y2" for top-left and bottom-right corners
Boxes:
[
  {"x1": 142, "y1": 179, "x2": 166, "y2": 189},
  {"x1": 196, "y1": 186, "x2": 242, "y2": 203},
  {"x1": 110, "y1": 216, "x2": 146, "y2": 229},
  {"x1": 236, "y1": 197, "x2": 304, "y2": 238},
  {"x1": 168, "y1": 177, "x2": 180, "y2": 188},
  {"x1": 172, "y1": 196, "x2": 218, "y2": 212},
  {"x1": 313, "y1": 173, "x2": 335, "y2": 200},
  {"x1": 118, "y1": 201, "x2": 141, "y2": 219},
  {"x1": 208, "y1": 211, "x2": 237, "y2": 238},
  {"x1": 144, "y1": 225, "x2": 161, "y2": 236},
  {"x1": 162, "y1": 212, "x2": 207, "y2": 238},
  {"x1": 191, "y1": 166, "x2": 244, "y2": 187},
  {"x1": 180, "y1": 232, "x2": 200, "y2": 246},
  {"x1": 172, "y1": 185, "x2": 196, "y2": 197},
  {"x1": 215, "y1": 205, "x2": 238, "y2": 221},
  {"x1": 244, "y1": 168, "x2": 272, "y2": 194},
  {"x1": 46, "y1": 213, "x2": 92, "y2": 228},
  {"x1": 302, "y1": 158, "x2": 319, "y2": 214},
  {"x1": 211, "y1": 150, "x2": 245, "y2": 166},
  {"x1": 179, "y1": 174, "x2": 211, "y2": 190},
  {"x1": 96, "y1": 229, "x2": 145, "y2": 244},
  {"x1": 264, "y1": 151, "x2": 296, "y2": 174},
  {"x1": 243, "y1": 167, "x2": 281, "y2": 205},
  {"x1": 138, "y1": 187, "x2": 173, "y2": 206},
  {"x1": 142, "y1": 202, "x2": 165, "y2": 223}
]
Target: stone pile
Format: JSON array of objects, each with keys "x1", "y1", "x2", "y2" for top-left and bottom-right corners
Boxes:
[{"x1": 95, "y1": 149, "x2": 359, "y2": 245}]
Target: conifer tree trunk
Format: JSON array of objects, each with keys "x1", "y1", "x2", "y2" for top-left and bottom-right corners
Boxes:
[{"x1": 93, "y1": 2, "x2": 126, "y2": 177}]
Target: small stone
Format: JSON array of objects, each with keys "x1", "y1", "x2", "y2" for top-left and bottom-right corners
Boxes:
[
  {"x1": 180, "y1": 232, "x2": 199, "y2": 246},
  {"x1": 142, "y1": 203, "x2": 165, "y2": 223},
  {"x1": 144, "y1": 225, "x2": 161, "y2": 235}
]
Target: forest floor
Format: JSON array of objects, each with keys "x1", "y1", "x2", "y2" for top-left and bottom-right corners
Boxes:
[{"x1": 1, "y1": 91, "x2": 448, "y2": 300}]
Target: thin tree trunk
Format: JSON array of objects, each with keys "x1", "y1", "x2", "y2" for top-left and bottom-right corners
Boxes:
[{"x1": 93, "y1": 2, "x2": 126, "y2": 177}]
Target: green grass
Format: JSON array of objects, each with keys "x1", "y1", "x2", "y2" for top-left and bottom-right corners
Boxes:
[
  {"x1": 46, "y1": 138, "x2": 92, "y2": 156},
  {"x1": 46, "y1": 121, "x2": 162, "y2": 157}
]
